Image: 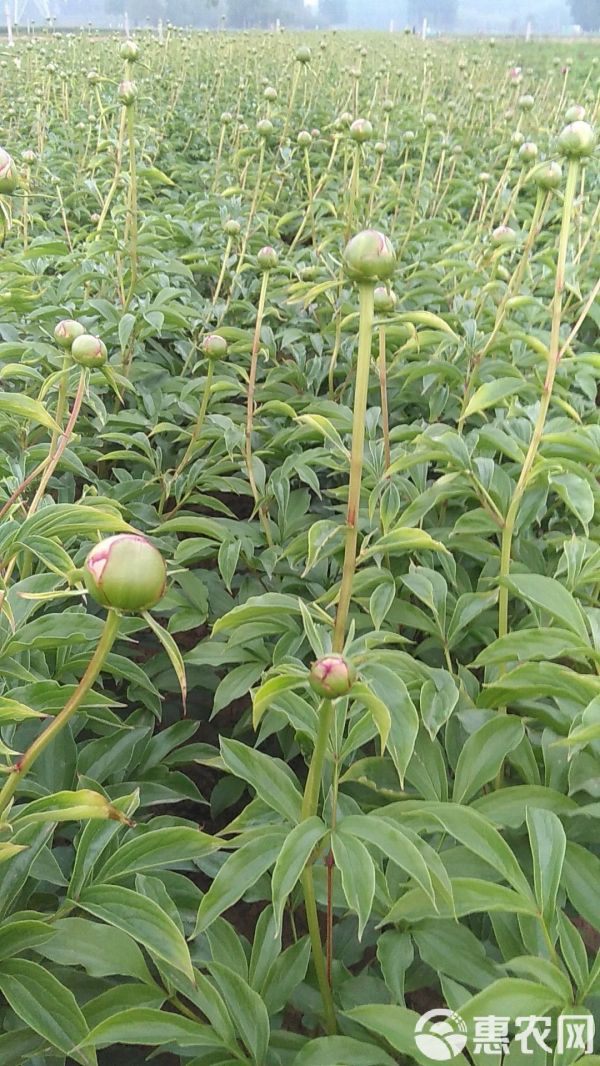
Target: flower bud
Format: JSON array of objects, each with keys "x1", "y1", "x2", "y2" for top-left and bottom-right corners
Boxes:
[
  {"x1": 423, "y1": 112, "x2": 436, "y2": 128},
  {"x1": 0, "y1": 148, "x2": 18, "y2": 194},
  {"x1": 54, "y1": 319, "x2": 85, "y2": 349},
  {"x1": 374, "y1": 141, "x2": 386, "y2": 155},
  {"x1": 374, "y1": 286, "x2": 397, "y2": 312},
  {"x1": 510, "y1": 130, "x2": 524, "y2": 148},
  {"x1": 350, "y1": 118, "x2": 373, "y2": 143},
  {"x1": 297, "y1": 129, "x2": 312, "y2": 148},
  {"x1": 22, "y1": 149, "x2": 36, "y2": 164},
  {"x1": 257, "y1": 245, "x2": 278, "y2": 270},
  {"x1": 295, "y1": 45, "x2": 311, "y2": 64},
  {"x1": 518, "y1": 93, "x2": 534, "y2": 111},
  {"x1": 84, "y1": 534, "x2": 166, "y2": 612},
  {"x1": 220, "y1": 111, "x2": 233, "y2": 125},
  {"x1": 518, "y1": 141, "x2": 538, "y2": 163},
  {"x1": 479, "y1": 171, "x2": 491, "y2": 183},
  {"x1": 491, "y1": 225, "x2": 518, "y2": 249},
  {"x1": 87, "y1": 69, "x2": 100, "y2": 84},
  {"x1": 557, "y1": 120, "x2": 595, "y2": 159},
  {"x1": 118, "y1": 80, "x2": 137, "y2": 106},
  {"x1": 565, "y1": 104, "x2": 585, "y2": 123},
  {"x1": 223, "y1": 218, "x2": 240, "y2": 236},
  {"x1": 202, "y1": 334, "x2": 228, "y2": 360},
  {"x1": 404, "y1": 130, "x2": 416, "y2": 143},
  {"x1": 535, "y1": 160, "x2": 562, "y2": 190},
  {"x1": 256, "y1": 118, "x2": 273, "y2": 139},
  {"x1": 309, "y1": 655, "x2": 356, "y2": 699},
  {"x1": 71, "y1": 333, "x2": 107, "y2": 368},
  {"x1": 263, "y1": 86, "x2": 277, "y2": 102},
  {"x1": 343, "y1": 229, "x2": 396, "y2": 283},
  {"x1": 120, "y1": 39, "x2": 139, "y2": 62}
]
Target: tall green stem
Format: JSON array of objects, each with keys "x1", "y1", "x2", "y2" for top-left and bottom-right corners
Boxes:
[
  {"x1": 125, "y1": 104, "x2": 138, "y2": 308},
  {"x1": 245, "y1": 270, "x2": 273, "y2": 547},
  {"x1": 333, "y1": 282, "x2": 374, "y2": 652},
  {"x1": 0, "y1": 611, "x2": 120, "y2": 820},
  {"x1": 176, "y1": 361, "x2": 214, "y2": 478},
  {"x1": 495, "y1": 157, "x2": 580, "y2": 782}
]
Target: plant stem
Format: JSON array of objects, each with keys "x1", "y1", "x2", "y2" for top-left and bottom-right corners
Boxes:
[
  {"x1": 300, "y1": 697, "x2": 336, "y2": 1035},
  {"x1": 495, "y1": 156, "x2": 580, "y2": 781},
  {"x1": 378, "y1": 324, "x2": 391, "y2": 470},
  {"x1": 124, "y1": 104, "x2": 138, "y2": 308},
  {"x1": 332, "y1": 281, "x2": 374, "y2": 652},
  {"x1": 245, "y1": 270, "x2": 273, "y2": 547},
  {"x1": 175, "y1": 361, "x2": 214, "y2": 477},
  {"x1": 0, "y1": 610, "x2": 120, "y2": 820}
]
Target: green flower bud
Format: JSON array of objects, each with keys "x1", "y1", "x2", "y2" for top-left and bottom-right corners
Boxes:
[
  {"x1": 257, "y1": 245, "x2": 278, "y2": 270},
  {"x1": 297, "y1": 129, "x2": 312, "y2": 148},
  {"x1": 87, "y1": 69, "x2": 100, "y2": 84},
  {"x1": 479, "y1": 171, "x2": 491, "y2": 183},
  {"x1": 120, "y1": 39, "x2": 139, "y2": 61},
  {"x1": 491, "y1": 225, "x2": 518, "y2": 249},
  {"x1": 510, "y1": 130, "x2": 524, "y2": 148},
  {"x1": 118, "y1": 80, "x2": 137, "y2": 106},
  {"x1": 557, "y1": 120, "x2": 596, "y2": 159},
  {"x1": 0, "y1": 148, "x2": 18, "y2": 194},
  {"x1": 350, "y1": 118, "x2": 373, "y2": 143},
  {"x1": 374, "y1": 286, "x2": 397, "y2": 312},
  {"x1": 22, "y1": 149, "x2": 36, "y2": 164},
  {"x1": 71, "y1": 334, "x2": 107, "y2": 368},
  {"x1": 423, "y1": 112, "x2": 437, "y2": 128},
  {"x1": 518, "y1": 93, "x2": 534, "y2": 111},
  {"x1": 518, "y1": 141, "x2": 538, "y2": 163},
  {"x1": 309, "y1": 655, "x2": 356, "y2": 699},
  {"x1": 343, "y1": 229, "x2": 396, "y2": 283},
  {"x1": 202, "y1": 334, "x2": 228, "y2": 360},
  {"x1": 263, "y1": 86, "x2": 277, "y2": 102},
  {"x1": 220, "y1": 111, "x2": 233, "y2": 125},
  {"x1": 374, "y1": 140, "x2": 387, "y2": 155},
  {"x1": 295, "y1": 45, "x2": 311, "y2": 64},
  {"x1": 84, "y1": 533, "x2": 166, "y2": 612},
  {"x1": 535, "y1": 160, "x2": 562, "y2": 190},
  {"x1": 54, "y1": 319, "x2": 85, "y2": 349},
  {"x1": 404, "y1": 130, "x2": 416, "y2": 143},
  {"x1": 223, "y1": 218, "x2": 240, "y2": 236},
  {"x1": 256, "y1": 118, "x2": 273, "y2": 139},
  {"x1": 565, "y1": 104, "x2": 585, "y2": 123}
]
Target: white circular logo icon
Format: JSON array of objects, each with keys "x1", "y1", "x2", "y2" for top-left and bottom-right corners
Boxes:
[{"x1": 414, "y1": 1008, "x2": 468, "y2": 1061}]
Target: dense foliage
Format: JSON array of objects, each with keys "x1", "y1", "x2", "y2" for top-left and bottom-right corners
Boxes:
[{"x1": 0, "y1": 24, "x2": 597, "y2": 1066}]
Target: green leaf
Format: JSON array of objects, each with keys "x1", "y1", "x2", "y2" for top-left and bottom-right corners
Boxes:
[
  {"x1": 0, "y1": 392, "x2": 60, "y2": 432},
  {"x1": 209, "y1": 962, "x2": 270, "y2": 1065},
  {"x1": 0, "y1": 958, "x2": 95, "y2": 1066},
  {"x1": 142, "y1": 611, "x2": 187, "y2": 712},
  {"x1": 95, "y1": 826, "x2": 219, "y2": 881},
  {"x1": 271, "y1": 817, "x2": 327, "y2": 935},
  {"x1": 78, "y1": 884, "x2": 194, "y2": 980},
  {"x1": 526, "y1": 807, "x2": 566, "y2": 923},
  {"x1": 82, "y1": 1007, "x2": 222, "y2": 1050},
  {"x1": 459, "y1": 978, "x2": 564, "y2": 1026},
  {"x1": 338, "y1": 815, "x2": 435, "y2": 904},
  {"x1": 452, "y1": 717, "x2": 524, "y2": 803},
  {"x1": 331, "y1": 830, "x2": 375, "y2": 939},
  {"x1": 194, "y1": 830, "x2": 286, "y2": 935},
  {"x1": 351, "y1": 681, "x2": 391, "y2": 754},
  {"x1": 35, "y1": 917, "x2": 154, "y2": 984},
  {"x1": 347, "y1": 1004, "x2": 470, "y2": 1066},
  {"x1": 293, "y1": 1035, "x2": 397, "y2": 1065},
  {"x1": 506, "y1": 573, "x2": 589, "y2": 642},
  {"x1": 361, "y1": 527, "x2": 449, "y2": 559},
  {"x1": 252, "y1": 673, "x2": 304, "y2": 729},
  {"x1": 220, "y1": 738, "x2": 303, "y2": 822},
  {"x1": 463, "y1": 377, "x2": 524, "y2": 420},
  {"x1": 384, "y1": 877, "x2": 538, "y2": 923}
]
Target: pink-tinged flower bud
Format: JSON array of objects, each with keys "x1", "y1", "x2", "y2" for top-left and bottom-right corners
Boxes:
[
  {"x1": 84, "y1": 533, "x2": 166, "y2": 611},
  {"x1": 557, "y1": 120, "x2": 595, "y2": 159},
  {"x1": 257, "y1": 245, "x2": 278, "y2": 270},
  {"x1": 120, "y1": 39, "x2": 139, "y2": 62},
  {"x1": 309, "y1": 655, "x2": 356, "y2": 699},
  {"x1": 374, "y1": 286, "x2": 397, "y2": 312},
  {"x1": 565, "y1": 104, "x2": 585, "y2": 122},
  {"x1": 71, "y1": 333, "x2": 107, "y2": 368},
  {"x1": 0, "y1": 148, "x2": 18, "y2": 194},
  {"x1": 202, "y1": 334, "x2": 228, "y2": 360},
  {"x1": 491, "y1": 225, "x2": 518, "y2": 249},
  {"x1": 535, "y1": 160, "x2": 562, "y2": 190},
  {"x1": 518, "y1": 141, "x2": 538, "y2": 163},
  {"x1": 343, "y1": 229, "x2": 396, "y2": 282},
  {"x1": 54, "y1": 319, "x2": 85, "y2": 349},
  {"x1": 118, "y1": 80, "x2": 137, "y2": 106},
  {"x1": 350, "y1": 118, "x2": 373, "y2": 143}
]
